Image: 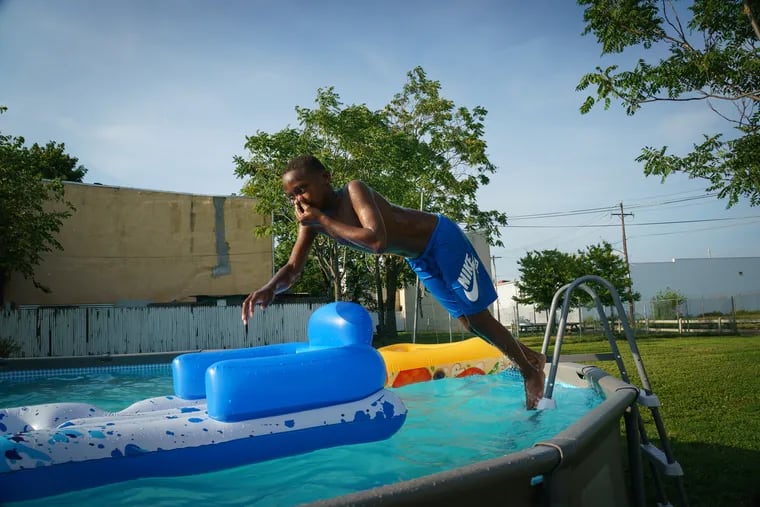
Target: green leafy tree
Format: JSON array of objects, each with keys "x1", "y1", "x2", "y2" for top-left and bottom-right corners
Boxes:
[
  {"x1": 651, "y1": 287, "x2": 687, "y2": 319},
  {"x1": 516, "y1": 242, "x2": 642, "y2": 321},
  {"x1": 235, "y1": 68, "x2": 506, "y2": 339},
  {"x1": 233, "y1": 93, "x2": 388, "y2": 310},
  {"x1": 515, "y1": 249, "x2": 582, "y2": 316},
  {"x1": 272, "y1": 245, "x2": 330, "y2": 298},
  {"x1": 374, "y1": 67, "x2": 507, "y2": 337},
  {"x1": 577, "y1": 241, "x2": 641, "y2": 308},
  {"x1": 384, "y1": 67, "x2": 507, "y2": 242},
  {"x1": 577, "y1": 0, "x2": 760, "y2": 206},
  {"x1": 1, "y1": 108, "x2": 78, "y2": 303},
  {"x1": 25, "y1": 141, "x2": 87, "y2": 182}
]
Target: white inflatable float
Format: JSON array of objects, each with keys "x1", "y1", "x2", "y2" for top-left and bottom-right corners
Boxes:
[{"x1": 0, "y1": 302, "x2": 407, "y2": 502}]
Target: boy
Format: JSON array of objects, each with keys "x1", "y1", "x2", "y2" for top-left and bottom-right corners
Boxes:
[{"x1": 242, "y1": 155, "x2": 546, "y2": 409}]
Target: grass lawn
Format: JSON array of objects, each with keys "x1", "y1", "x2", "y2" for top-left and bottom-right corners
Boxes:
[{"x1": 388, "y1": 331, "x2": 760, "y2": 507}]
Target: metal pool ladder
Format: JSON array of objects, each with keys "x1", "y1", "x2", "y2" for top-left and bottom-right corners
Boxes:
[{"x1": 538, "y1": 275, "x2": 689, "y2": 507}]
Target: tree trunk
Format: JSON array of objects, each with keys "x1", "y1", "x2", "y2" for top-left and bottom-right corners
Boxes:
[
  {"x1": 331, "y1": 241, "x2": 340, "y2": 301},
  {"x1": 381, "y1": 257, "x2": 404, "y2": 340},
  {"x1": 0, "y1": 270, "x2": 6, "y2": 307},
  {"x1": 313, "y1": 240, "x2": 338, "y2": 300}
]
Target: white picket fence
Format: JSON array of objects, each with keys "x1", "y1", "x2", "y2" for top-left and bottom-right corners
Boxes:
[{"x1": 0, "y1": 303, "x2": 327, "y2": 358}]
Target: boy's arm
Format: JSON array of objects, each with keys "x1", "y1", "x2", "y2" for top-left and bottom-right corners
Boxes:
[
  {"x1": 300, "y1": 180, "x2": 387, "y2": 253},
  {"x1": 241, "y1": 224, "x2": 316, "y2": 325}
]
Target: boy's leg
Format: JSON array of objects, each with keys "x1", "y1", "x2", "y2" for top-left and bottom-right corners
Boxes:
[{"x1": 458, "y1": 310, "x2": 546, "y2": 409}]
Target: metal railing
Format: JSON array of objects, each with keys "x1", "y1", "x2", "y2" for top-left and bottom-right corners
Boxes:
[{"x1": 539, "y1": 275, "x2": 688, "y2": 507}]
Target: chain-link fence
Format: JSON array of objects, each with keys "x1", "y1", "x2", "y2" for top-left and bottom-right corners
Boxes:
[
  {"x1": 591, "y1": 292, "x2": 760, "y2": 334},
  {"x1": 495, "y1": 292, "x2": 760, "y2": 336}
]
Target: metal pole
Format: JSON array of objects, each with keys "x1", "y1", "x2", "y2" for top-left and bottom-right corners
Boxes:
[
  {"x1": 491, "y1": 255, "x2": 501, "y2": 323},
  {"x1": 514, "y1": 302, "x2": 520, "y2": 339},
  {"x1": 412, "y1": 191, "x2": 424, "y2": 343}
]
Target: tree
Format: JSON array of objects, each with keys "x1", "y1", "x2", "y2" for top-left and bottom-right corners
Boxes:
[
  {"x1": 651, "y1": 287, "x2": 686, "y2": 319},
  {"x1": 0, "y1": 106, "x2": 86, "y2": 304},
  {"x1": 577, "y1": 241, "x2": 641, "y2": 308},
  {"x1": 0, "y1": 139, "x2": 74, "y2": 304},
  {"x1": 514, "y1": 249, "x2": 582, "y2": 315},
  {"x1": 577, "y1": 0, "x2": 760, "y2": 206},
  {"x1": 233, "y1": 93, "x2": 392, "y2": 309},
  {"x1": 515, "y1": 242, "x2": 642, "y2": 320},
  {"x1": 372, "y1": 67, "x2": 507, "y2": 338},
  {"x1": 235, "y1": 68, "x2": 506, "y2": 339},
  {"x1": 26, "y1": 141, "x2": 87, "y2": 182}
]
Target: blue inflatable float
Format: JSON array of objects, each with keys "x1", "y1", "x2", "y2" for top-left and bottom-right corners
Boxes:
[{"x1": 0, "y1": 302, "x2": 407, "y2": 502}]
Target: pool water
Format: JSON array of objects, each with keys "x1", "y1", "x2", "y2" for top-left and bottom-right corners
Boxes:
[{"x1": 1, "y1": 367, "x2": 603, "y2": 506}]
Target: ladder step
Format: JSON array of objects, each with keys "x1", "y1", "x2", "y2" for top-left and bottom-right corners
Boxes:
[
  {"x1": 641, "y1": 443, "x2": 684, "y2": 477},
  {"x1": 558, "y1": 353, "x2": 616, "y2": 362}
]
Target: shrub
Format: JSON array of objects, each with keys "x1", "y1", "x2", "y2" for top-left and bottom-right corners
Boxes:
[{"x1": 0, "y1": 337, "x2": 22, "y2": 358}]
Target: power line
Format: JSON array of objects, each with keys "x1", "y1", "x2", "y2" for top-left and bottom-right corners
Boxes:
[
  {"x1": 503, "y1": 216, "x2": 760, "y2": 228},
  {"x1": 506, "y1": 192, "x2": 720, "y2": 221},
  {"x1": 508, "y1": 205, "x2": 617, "y2": 221},
  {"x1": 628, "y1": 218, "x2": 760, "y2": 239},
  {"x1": 625, "y1": 192, "x2": 721, "y2": 210}
]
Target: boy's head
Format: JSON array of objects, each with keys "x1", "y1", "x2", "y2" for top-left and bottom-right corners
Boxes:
[
  {"x1": 282, "y1": 155, "x2": 333, "y2": 209},
  {"x1": 285, "y1": 154, "x2": 327, "y2": 175}
]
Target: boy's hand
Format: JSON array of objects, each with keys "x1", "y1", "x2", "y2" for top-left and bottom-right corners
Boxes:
[
  {"x1": 242, "y1": 288, "x2": 274, "y2": 325},
  {"x1": 294, "y1": 201, "x2": 323, "y2": 225}
]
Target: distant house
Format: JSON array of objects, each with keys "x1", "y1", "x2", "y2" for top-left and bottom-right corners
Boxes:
[
  {"x1": 5, "y1": 181, "x2": 272, "y2": 307},
  {"x1": 494, "y1": 281, "x2": 582, "y2": 330}
]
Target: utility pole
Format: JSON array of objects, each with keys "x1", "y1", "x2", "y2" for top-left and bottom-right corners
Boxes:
[
  {"x1": 612, "y1": 202, "x2": 635, "y2": 323},
  {"x1": 491, "y1": 255, "x2": 501, "y2": 323}
]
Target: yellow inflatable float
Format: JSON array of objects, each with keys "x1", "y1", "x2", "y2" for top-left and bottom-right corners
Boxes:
[{"x1": 378, "y1": 337, "x2": 513, "y2": 388}]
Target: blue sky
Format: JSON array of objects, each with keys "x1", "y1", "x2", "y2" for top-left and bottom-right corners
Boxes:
[{"x1": 2, "y1": 0, "x2": 758, "y2": 281}]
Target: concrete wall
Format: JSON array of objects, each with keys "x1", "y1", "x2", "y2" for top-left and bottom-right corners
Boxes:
[
  {"x1": 630, "y1": 257, "x2": 760, "y2": 302},
  {"x1": 5, "y1": 182, "x2": 272, "y2": 306}
]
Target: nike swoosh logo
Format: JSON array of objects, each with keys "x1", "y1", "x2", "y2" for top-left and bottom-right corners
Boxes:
[
  {"x1": 463, "y1": 275, "x2": 479, "y2": 302},
  {"x1": 458, "y1": 253, "x2": 481, "y2": 302}
]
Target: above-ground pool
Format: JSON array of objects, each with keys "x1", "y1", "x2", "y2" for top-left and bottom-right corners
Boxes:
[{"x1": 0, "y1": 359, "x2": 637, "y2": 507}]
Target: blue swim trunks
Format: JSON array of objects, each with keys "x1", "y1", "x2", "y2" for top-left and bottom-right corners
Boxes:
[{"x1": 405, "y1": 215, "x2": 497, "y2": 319}]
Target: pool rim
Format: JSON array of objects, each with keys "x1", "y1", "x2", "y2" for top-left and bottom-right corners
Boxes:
[{"x1": 306, "y1": 362, "x2": 638, "y2": 507}]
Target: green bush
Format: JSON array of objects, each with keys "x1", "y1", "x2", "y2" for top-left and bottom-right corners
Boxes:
[{"x1": 0, "y1": 337, "x2": 21, "y2": 358}]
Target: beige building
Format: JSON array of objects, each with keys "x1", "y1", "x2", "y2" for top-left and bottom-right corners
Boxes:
[{"x1": 5, "y1": 182, "x2": 272, "y2": 306}]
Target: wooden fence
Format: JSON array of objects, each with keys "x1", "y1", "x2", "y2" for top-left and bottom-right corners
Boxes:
[
  {"x1": 0, "y1": 302, "x2": 326, "y2": 358},
  {"x1": 639, "y1": 318, "x2": 760, "y2": 334}
]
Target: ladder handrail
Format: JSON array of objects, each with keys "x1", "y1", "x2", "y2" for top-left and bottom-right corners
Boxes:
[
  {"x1": 541, "y1": 275, "x2": 657, "y2": 399},
  {"x1": 541, "y1": 279, "x2": 631, "y2": 398},
  {"x1": 537, "y1": 275, "x2": 689, "y2": 507}
]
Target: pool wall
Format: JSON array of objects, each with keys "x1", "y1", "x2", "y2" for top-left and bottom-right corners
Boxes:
[
  {"x1": 0, "y1": 351, "x2": 184, "y2": 378},
  {"x1": 309, "y1": 362, "x2": 638, "y2": 507}
]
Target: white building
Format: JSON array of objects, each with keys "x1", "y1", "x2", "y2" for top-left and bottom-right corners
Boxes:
[
  {"x1": 494, "y1": 281, "x2": 582, "y2": 332},
  {"x1": 401, "y1": 250, "x2": 760, "y2": 332},
  {"x1": 630, "y1": 256, "x2": 760, "y2": 317}
]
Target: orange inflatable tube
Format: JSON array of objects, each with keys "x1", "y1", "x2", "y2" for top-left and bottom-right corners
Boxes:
[{"x1": 378, "y1": 337, "x2": 513, "y2": 388}]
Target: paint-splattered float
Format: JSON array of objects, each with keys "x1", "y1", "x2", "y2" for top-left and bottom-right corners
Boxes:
[{"x1": 0, "y1": 302, "x2": 406, "y2": 502}]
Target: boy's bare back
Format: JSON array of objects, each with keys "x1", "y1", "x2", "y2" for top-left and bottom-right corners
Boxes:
[{"x1": 317, "y1": 183, "x2": 438, "y2": 258}]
